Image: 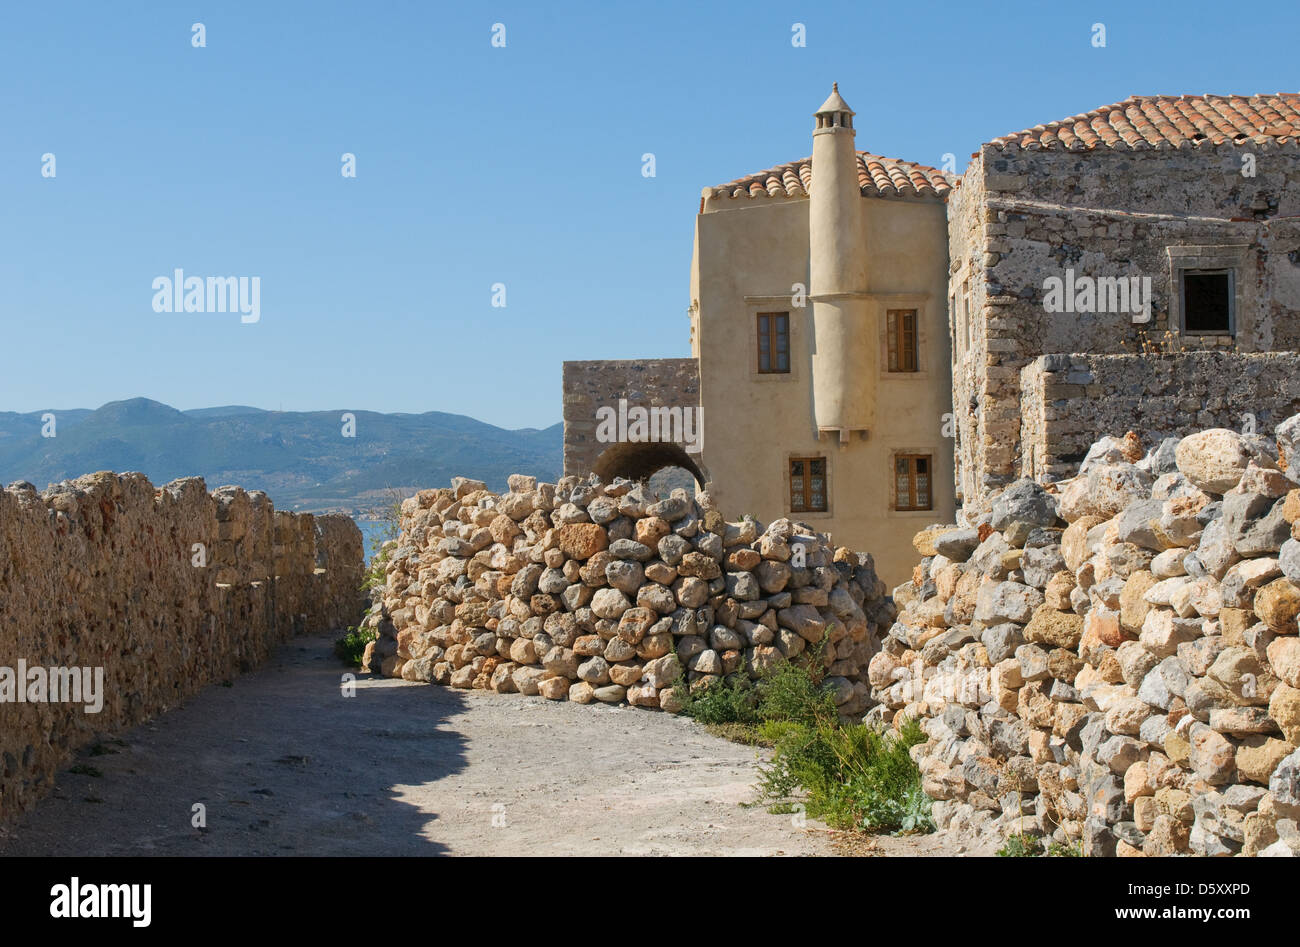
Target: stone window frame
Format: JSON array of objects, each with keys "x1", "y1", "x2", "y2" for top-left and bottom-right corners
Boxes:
[
  {"x1": 784, "y1": 451, "x2": 832, "y2": 518},
  {"x1": 947, "y1": 264, "x2": 970, "y2": 363},
  {"x1": 963, "y1": 283, "x2": 973, "y2": 354},
  {"x1": 875, "y1": 293, "x2": 933, "y2": 381},
  {"x1": 744, "y1": 295, "x2": 802, "y2": 384},
  {"x1": 1167, "y1": 244, "x2": 1251, "y2": 340}
]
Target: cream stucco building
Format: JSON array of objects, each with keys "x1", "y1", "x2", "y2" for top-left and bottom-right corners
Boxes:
[
  {"x1": 691, "y1": 85, "x2": 956, "y2": 586},
  {"x1": 564, "y1": 85, "x2": 956, "y2": 587}
]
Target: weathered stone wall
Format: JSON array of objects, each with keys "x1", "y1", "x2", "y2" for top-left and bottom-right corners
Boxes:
[
  {"x1": 874, "y1": 418, "x2": 1300, "y2": 856},
  {"x1": 1020, "y1": 352, "x2": 1300, "y2": 485},
  {"x1": 950, "y1": 142, "x2": 1300, "y2": 509},
  {"x1": 0, "y1": 472, "x2": 365, "y2": 820},
  {"x1": 561, "y1": 359, "x2": 704, "y2": 482},
  {"x1": 946, "y1": 170, "x2": 994, "y2": 509},
  {"x1": 367, "y1": 474, "x2": 894, "y2": 715}
]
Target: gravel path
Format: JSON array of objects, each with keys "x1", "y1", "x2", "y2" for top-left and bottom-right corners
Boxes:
[{"x1": 0, "y1": 632, "x2": 868, "y2": 856}]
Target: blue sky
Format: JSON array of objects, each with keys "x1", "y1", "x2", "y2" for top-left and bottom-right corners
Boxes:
[{"x1": 2, "y1": 0, "x2": 1297, "y2": 429}]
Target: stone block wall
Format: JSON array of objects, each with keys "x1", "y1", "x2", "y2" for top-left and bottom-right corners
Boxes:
[
  {"x1": 1020, "y1": 352, "x2": 1300, "y2": 485},
  {"x1": 561, "y1": 358, "x2": 703, "y2": 482},
  {"x1": 949, "y1": 141, "x2": 1300, "y2": 510},
  {"x1": 368, "y1": 474, "x2": 894, "y2": 715},
  {"x1": 0, "y1": 472, "x2": 365, "y2": 820}
]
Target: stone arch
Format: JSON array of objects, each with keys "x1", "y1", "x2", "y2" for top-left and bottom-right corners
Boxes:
[{"x1": 592, "y1": 441, "x2": 709, "y2": 488}]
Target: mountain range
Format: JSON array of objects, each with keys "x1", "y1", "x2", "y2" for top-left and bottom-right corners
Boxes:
[{"x1": 0, "y1": 398, "x2": 563, "y2": 516}]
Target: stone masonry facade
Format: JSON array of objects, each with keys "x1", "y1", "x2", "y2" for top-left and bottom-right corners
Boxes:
[
  {"x1": 1019, "y1": 352, "x2": 1300, "y2": 485},
  {"x1": 950, "y1": 124, "x2": 1300, "y2": 513},
  {"x1": 561, "y1": 358, "x2": 703, "y2": 483}
]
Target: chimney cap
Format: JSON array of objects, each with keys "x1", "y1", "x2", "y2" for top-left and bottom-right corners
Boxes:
[{"x1": 815, "y1": 82, "x2": 854, "y2": 116}]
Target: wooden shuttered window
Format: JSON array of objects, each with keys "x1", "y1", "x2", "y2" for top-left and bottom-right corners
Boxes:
[
  {"x1": 887, "y1": 309, "x2": 918, "y2": 372},
  {"x1": 789, "y1": 457, "x2": 827, "y2": 513},
  {"x1": 757, "y1": 312, "x2": 790, "y2": 373},
  {"x1": 894, "y1": 455, "x2": 932, "y2": 511}
]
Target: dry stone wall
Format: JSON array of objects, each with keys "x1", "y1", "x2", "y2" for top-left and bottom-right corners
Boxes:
[
  {"x1": 876, "y1": 417, "x2": 1300, "y2": 856},
  {"x1": 367, "y1": 474, "x2": 893, "y2": 714},
  {"x1": 1020, "y1": 352, "x2": 1300, "y2": 485},
  {"x1": 0, "y1": 472, "x2": 365, "y2": 820}
]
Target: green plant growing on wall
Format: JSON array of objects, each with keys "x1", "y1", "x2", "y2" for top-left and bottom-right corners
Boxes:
[{"x1": 334, "y1": 625, "x2": 377, "y2": 667}]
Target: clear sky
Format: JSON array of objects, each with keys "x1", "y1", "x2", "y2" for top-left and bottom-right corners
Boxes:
[{"x1": 3, "y1": 0, "x2": 1297, "y2": 429}]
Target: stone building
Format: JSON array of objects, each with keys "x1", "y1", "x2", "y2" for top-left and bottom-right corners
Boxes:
[
  {"x1": 949, "y1": 93, "x2": 1300, "y2": 510},
  {"x1": 565, "y1": 89, "x2": 1300, "y2": 586}
]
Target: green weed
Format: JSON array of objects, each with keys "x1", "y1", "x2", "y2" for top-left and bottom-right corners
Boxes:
[
  {"x1": 334, "y1": 625, "x2": 378, "y2": 667},
  {"x1": 997, "y1": 833, "x2": 1043, "y2": 857},
  {"x1": 676, "y1": 645, "x2": 934, "y2": 837}
]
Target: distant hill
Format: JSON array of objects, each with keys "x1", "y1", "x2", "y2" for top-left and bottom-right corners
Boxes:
[{"x1": 0, "y1": 398, "x2": 563, "y2": 515}]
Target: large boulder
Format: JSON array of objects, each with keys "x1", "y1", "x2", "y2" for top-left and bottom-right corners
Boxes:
[
  {"x1": 1176, "y1": 429, "x2": 1271, "y2": 495},
  {"x1": 989, "y1": 479, "x2": 1060, "y2": 532},
  {"x1": 1057, "y1": 464, "x2": 1153, "y2": 522}
]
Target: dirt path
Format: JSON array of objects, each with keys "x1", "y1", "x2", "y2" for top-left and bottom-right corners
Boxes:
[
  {"x1": 0, "y1": 632, "x2": 982, "y2": 857},
  {"x1": 0, "y1": 633, "x2": 813, "y2": 856}
]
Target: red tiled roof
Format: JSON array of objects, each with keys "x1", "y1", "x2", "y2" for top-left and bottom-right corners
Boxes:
[
  {"x1": 989, "y1": 93, "x2": 1300, "y2": 151},
  {"x1": 710, "y1": 151, "x2": 955, "y2": 202}
]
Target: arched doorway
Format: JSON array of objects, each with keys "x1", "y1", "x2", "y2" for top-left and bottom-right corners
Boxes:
[{"x1": 592, "y1": 441, "x2": 710, "y2": 489}]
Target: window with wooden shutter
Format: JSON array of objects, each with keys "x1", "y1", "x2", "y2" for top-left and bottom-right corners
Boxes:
[
  {"x1": 757, "y1": 312, "x2": 790, "y2": 373},
  {"x1": 894, "y1": 455, "x2": 932, "y2": 511},
  {"x1": 789, "y1": 457, "x2": 827, "y2": 512},
  {"x1": 887, "y1": 309, "x2": 919, "y2": 372}
]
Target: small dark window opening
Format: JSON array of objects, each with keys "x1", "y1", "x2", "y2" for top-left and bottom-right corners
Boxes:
[
  {"x1": 758, "y1": 312, "x2": 790, "y2": 373},
  {"x1": 789, "y1": 457, "x2": 827, "y2": 513},
  {"x1": 1181, "y1": 269, "x2": 1233, "y2": 334}
]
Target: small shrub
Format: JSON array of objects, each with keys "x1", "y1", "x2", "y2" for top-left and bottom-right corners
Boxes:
[
  {"x1": 676, "y1": 641, "x2": 935, "y2": 838},
  {"x1": 997, "y1": 833, "x2": 1043, "y2": 857},
  {"x1": 675, "y1": 674, "x2": 760, "y2": 726},
  {"x1": 334, "y1": 626, "x2": 377, "y2": 667},
  {"x1": 1047, "y1": 839, "x2": 1082, "y2": 857},
  {"x1": 755, "y1": 656, "x2": 837, "y2": 727},
  {"x1": 757, "y1": 715, "x2": 932, "y2": 835}
]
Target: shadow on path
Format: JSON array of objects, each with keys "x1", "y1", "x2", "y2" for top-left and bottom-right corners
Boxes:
[{"x1": 0, "y1": 632, "x2": 468, "y2": 856}]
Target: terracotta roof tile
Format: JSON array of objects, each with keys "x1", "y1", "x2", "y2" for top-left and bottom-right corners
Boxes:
[
  {"x1": 989, "y1": 94, "x2": 1300, "y2": 151},
  {"x1": 710, "y1": 151, "x2": 954, "y2": 202}
]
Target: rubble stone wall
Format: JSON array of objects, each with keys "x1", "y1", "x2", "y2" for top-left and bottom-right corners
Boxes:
[
  {"x1": 0, "y1": 472, "x2": 365, "y2": 820},
  {"x1": 876, "y1": 417, "x2": 1300, "y2": 856},
  {"x1": 367, "y1": 474, "x2": 894, "y2": 715},
  {"x1": 1020, "y1": 352, "x2": 1300, "y2": 485}
]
